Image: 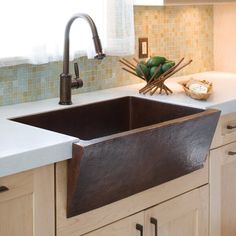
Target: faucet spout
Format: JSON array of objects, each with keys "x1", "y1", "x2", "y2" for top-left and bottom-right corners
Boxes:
[{"x1": 59, "y1": 13, "x2": 105, "y2": 105}]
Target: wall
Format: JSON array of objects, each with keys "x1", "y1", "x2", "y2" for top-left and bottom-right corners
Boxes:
[
  {"x1": 134, "y1": 5, "x2": 213, "y2": 76},
  {"x1": 214, "y1": 3, "x2": 236, "y2": 73},
  {"x1": 0, "y1": 5, "x2": 213, "y2": 106},
  {"x1": 0, "y1": 57, "x2": 129, "y2": 106}
]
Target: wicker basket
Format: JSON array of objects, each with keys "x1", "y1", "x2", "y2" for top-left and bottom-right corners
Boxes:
[{"x1": 178, "y1": 79, "x2": 212, "y2": 101}]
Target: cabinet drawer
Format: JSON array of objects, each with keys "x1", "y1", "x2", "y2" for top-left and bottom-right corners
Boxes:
[
  {"x1": 211, "y1": 112, "x2": 236, "y2": 149},
  {"x1": 84, "y1": 212, "x2": 144, "y2": 236},
  {"x1": 0, "y1": 170, "x2": 33, "y2": 202}
]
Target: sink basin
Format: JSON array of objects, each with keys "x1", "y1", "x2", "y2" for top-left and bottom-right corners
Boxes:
[
  {"x1": 12, "y1": 96, "x2": 220, "y2": 217},
  {"x1": 12, "y1": 96, "x2": 206, "y2": 140}
]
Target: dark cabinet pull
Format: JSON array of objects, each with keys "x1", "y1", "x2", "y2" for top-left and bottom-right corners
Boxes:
[
  {"x1": 0, "y1": 186, "x2": 9, "y2": 193},
  {"x1": 150, "y1": 217, "x2": 158, "y2": 236},
  {"x1": 228, "y1": 151, "x2": 236, "y2": 156},
  {"x1": 136, "y1": 223, "x2": 143, "y2": 236},
  {"x1": 227, "y1": 124, "x2": 236, "y2": 130}
]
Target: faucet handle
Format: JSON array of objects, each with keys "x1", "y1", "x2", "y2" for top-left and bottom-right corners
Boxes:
[
  {"x1": 74, "y1": 62, "x2": 80, "y2": 78},
  {"x1": 71, "y1": 78, "x2": 83, "y2": 89},
  {"x1": 72, "y1": 62, "x2": 83, "y2": 89}
]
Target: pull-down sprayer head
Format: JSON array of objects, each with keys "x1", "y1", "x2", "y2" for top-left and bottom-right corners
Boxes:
[{"x1": 62, "y1": 13, "x2": 105, "y2": 74}]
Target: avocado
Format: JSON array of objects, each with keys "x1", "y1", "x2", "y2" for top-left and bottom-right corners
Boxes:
[
  {"x1": 147, "y1": 56, "x2": 166, "y2": 68},
  {"x1": 161, "y1": 61, "x2": 175, "y2": 73},
  {"x1": 135, "y1": 63, "x2": 150, "y2": 79},
  {"x1": 150, "y1": 66, "x2": 162, "y2": 80}
]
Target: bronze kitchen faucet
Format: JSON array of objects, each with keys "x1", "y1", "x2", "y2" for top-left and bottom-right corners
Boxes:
[{"x1": 59, "y1": 13, "x2": 105, "y2": 105}]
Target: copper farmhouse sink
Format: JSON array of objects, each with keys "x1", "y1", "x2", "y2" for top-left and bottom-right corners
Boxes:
[{"x1": 12, "y1": 96, "x2": 220, "y2": 217}]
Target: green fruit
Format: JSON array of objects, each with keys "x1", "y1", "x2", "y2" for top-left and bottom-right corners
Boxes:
[
  {"x1": 135, "y1": 63, "x2": 150, "y2": 79},
  {"x1": 161, "y1": 61, "x2": 175, "y2": 73},
  {"x1": 147, "y1": 56, "x2": 166, "y2": 68},
  {"x1": 150, "y1": 66, "x2": 162, "y2": 79},
  {"x1": 150, "y1": 66, "x2": 159, "y2": 77}
]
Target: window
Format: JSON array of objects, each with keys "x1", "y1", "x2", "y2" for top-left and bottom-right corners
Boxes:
[{"x1": 0, "y1": 0, "x2": 134, "y2": 67}]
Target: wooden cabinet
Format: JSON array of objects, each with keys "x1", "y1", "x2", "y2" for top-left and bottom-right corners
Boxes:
[
  {"x1": 145, "y1": 185, "x2": 208, "y2": 236},
  {"x1": 210, "y1": 141, "x2": 236, "y2": 236},
  {"x1": 83, "y1": 186, "x2": 208, "y2": 236},
  {"x1": 56, "y1": 159, "x2": 208, "y2": 236},
  {"x1": 210, "y1": 111, "x2": 236, "y2": 236},
  {"x1": 0, "y1": 165, "x2": 55, "y2": 236},
  {"x1": 84, "y1": 212, "x2": 144, "y2": 236},
  {"x1": 211, "y1": 111, "x2": 236, "y2": 149}
]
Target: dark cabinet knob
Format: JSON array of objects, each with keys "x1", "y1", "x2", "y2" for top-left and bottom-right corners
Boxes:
[
  {"x1": 0, "y1": 186, "x2": 9, "y2": 193},
  {"x1": 227, "y1": 124, "x2": 236, "y2": 130},
  {"x1": 136, "y1": 223, "x2": 143, "y2": 236},
  {"x1": 150, "y1": 217, "x2": 158, "y2": 236}
]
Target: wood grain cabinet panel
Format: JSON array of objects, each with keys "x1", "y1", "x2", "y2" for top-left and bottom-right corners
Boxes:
[
  {"x1": 145, "y1": 185, "x2": 208, "y2": 236},
  {"x1": 210, "y1": 142, "x2": 236, "y2": 236},
  {"x1": 0, "y1": 165, "x2": 55, "y2": 236},
  {"x1": 211, "y1": 111, "x2": 236, "y2": 149},
  {"x1": 0, "y1": 194, "x2": 33, "y2": 236},
  {"x1": 84, "y1": 212, "x2": 144, "y2": 236},
  {"x1": 83, "y1": 186, "x2": 208, "y2": 236}
]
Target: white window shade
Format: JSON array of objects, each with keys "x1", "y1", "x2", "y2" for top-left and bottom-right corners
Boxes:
[{"x1": 0, "y1": 0, "x2": 135, "y2": 67}]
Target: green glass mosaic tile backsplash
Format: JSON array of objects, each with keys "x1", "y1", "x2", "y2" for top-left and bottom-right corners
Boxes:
[{"x1": 0, "y1": 5, "x2": 213, "y2": 106}]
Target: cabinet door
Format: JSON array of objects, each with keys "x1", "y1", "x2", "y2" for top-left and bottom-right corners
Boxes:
[
  {"x1": 210, "y1": 142, "x2": 236, "y2": 236},
  {"x1": 145, "y1": 186, "x2": 208, "y2": 236},
  {"x1": 0, "y1": 165, "x2": 54, "y2": 236},
  {"x1": 84, "y1": 212, "x2": 144, "y2": 236}
]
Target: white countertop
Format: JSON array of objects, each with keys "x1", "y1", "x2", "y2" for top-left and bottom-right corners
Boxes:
[{"x1": 1, "y1": 71, "x2": 236, "y2": 177}]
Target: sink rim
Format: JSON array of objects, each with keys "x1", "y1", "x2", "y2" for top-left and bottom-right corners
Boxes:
[
  {"x1": 10, "y1": 96, "x2": 208, "y2": 142},
  {"x1": 78, "y1": 107, "x2": 218, "y2": 146}
]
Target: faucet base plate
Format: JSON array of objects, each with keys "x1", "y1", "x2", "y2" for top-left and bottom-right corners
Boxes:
[{"x1": 59, "y1": 101, "x2": 72, "y2": 105}]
